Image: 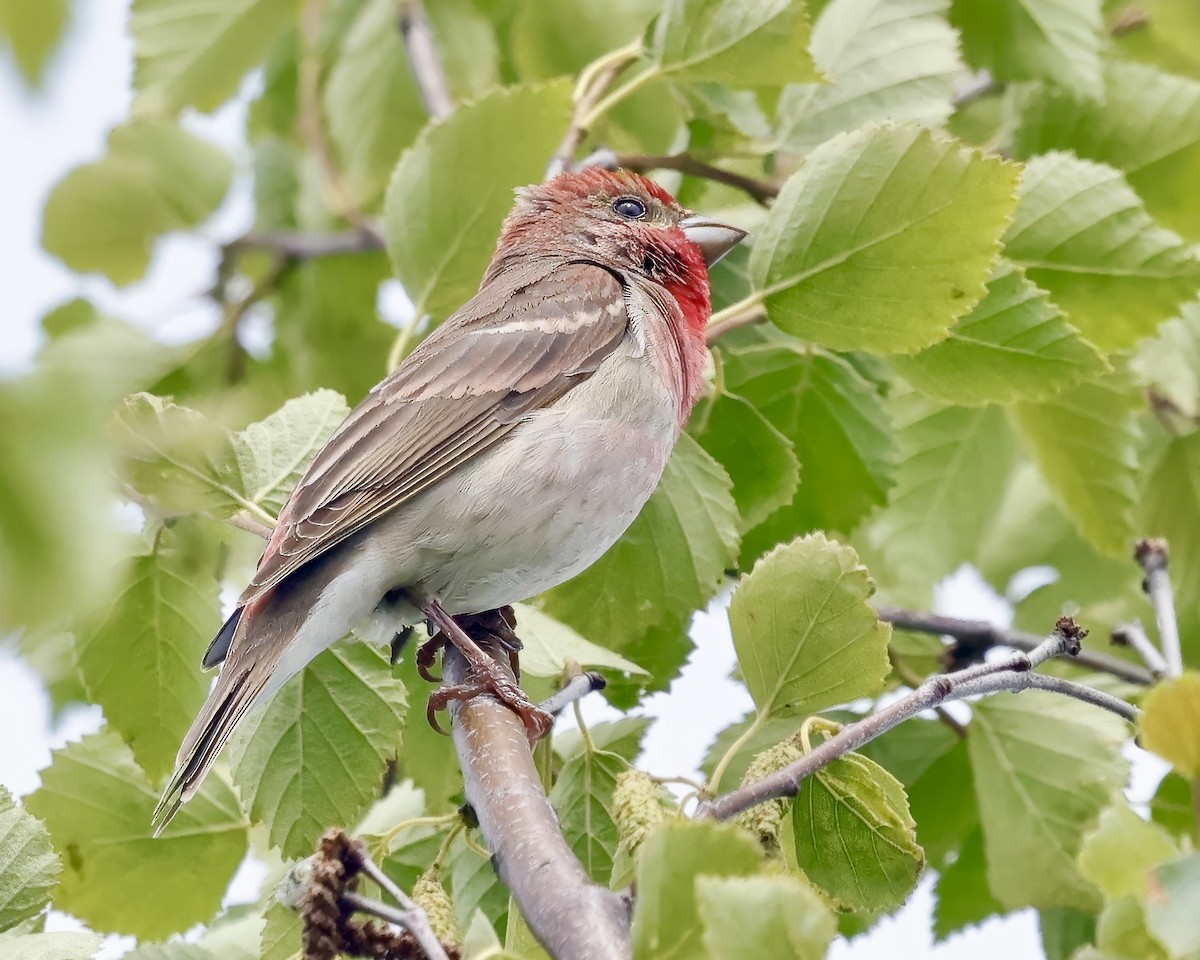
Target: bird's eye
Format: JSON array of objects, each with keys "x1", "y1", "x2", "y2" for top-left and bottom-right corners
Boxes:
[{"x1": 613, "y1": 197, "x2": 647, "y2": 219}]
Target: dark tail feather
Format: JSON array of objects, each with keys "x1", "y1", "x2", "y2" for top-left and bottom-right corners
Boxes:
[
  {"x1": 203, "y1": 606, "x2": 243, "y2": 669},
  {"x1": 152, "y1": 657, "x2": 271, "y2": 834}
]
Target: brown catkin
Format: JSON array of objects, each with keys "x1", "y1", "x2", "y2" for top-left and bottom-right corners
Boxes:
[{"x1": 733, "y1": 734, "x2": 806, "y2": 851}]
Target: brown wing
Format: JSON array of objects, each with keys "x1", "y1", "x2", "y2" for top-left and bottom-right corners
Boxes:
[{"x1": 240, "y1": 260, "x2": 629, "y2": 604}]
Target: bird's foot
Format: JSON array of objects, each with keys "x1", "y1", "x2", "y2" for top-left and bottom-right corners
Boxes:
[
  {"x1": 415, "y1": 632, "x2": 445, "y2": 682},
  {"x1": 421, "y1": 602, "x2": 550, "y2": 743}
]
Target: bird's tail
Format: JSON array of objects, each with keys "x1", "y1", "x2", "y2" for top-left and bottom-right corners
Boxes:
[{"x1": 152, "y1": 608, "x2": 281, "y2": 834}]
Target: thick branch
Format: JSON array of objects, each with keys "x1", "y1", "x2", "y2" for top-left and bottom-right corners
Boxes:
[
  {"x1": 699, "y1": 619, "x2": 1138, "y2": 822},
  {"x1": 445, "y1": 636, "x2": 631, "y2": 960},
  {"x1": 618, "y1": 153, "x2": 779, "y2": 205},
  {"x1": 1136, "y1": 538, "x2": 1183, "y2": 677},
  {"x1": 875, "y1": 605, "x2": 1154, "y2": 685},
  {"x1": 396, "y1": 0, "x2": 454, "y2": 120}
]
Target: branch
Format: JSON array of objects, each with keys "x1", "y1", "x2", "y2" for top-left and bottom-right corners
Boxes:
[
  {"x1": 396, "y1": 0, "x2": 454, "y2": 120},
  {"x1": 548, "y1": 42, "x2": 642, "y2": 179},
  {"x1": 698, "y1": 618, "x2": 1139, "y2": 822},
  {"x1": 1112, "y1": 620, "x2": 1169, "y2": 680},
  {"x1": 444, "y1": 632, "x2": 631, "y2": 960},
  {"x1": 875, "y1": 605, "x2": 1155, "y2": 685},
  {"x1": 1135, "y1": 537, "x2": 1183, "y2": 677},
  {"x1": 225, "y1": 228, "x2": 386, "y2": 259},
  {"x1": 705, "y1": 298, "x2": 767, "y2": 345},
  {"x1": 617, "y1": 153, "x2": 779, "y2": 205}
]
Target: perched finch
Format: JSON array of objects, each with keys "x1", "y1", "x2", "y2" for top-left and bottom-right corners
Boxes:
[{"x1": 153, "y1": 168, "x2": 745, "y2": 829}]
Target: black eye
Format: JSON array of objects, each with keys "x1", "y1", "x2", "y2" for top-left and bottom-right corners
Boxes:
[{"x1": 613, "y1": 197, "x2": 646, "y2": 219}]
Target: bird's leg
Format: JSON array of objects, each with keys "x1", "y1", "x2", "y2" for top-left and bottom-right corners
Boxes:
[
  {"x1": 415, "y1": 631, "x2": 446, "y2": 682},
  {"x1": 421, "y1": 600, "x2": 552, "y2": 743}
]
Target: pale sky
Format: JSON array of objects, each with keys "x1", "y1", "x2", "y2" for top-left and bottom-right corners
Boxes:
[{"x1": 4, "y1": 2, "x2": 1145, "y2": 957}]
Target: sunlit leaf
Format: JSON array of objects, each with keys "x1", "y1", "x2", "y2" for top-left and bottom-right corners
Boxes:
[{"x1": 0, "y1": 787, "x2": 59, "y2": 933}]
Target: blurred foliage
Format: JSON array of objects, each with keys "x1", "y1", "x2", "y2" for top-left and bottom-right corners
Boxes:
[{"x1": 2, "y1": 0, "x2": 1200, "y2": 957}]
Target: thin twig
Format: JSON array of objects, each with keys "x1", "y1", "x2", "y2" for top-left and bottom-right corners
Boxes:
[
  {"x1": 538, "y1": 672, "x2": 607, "y2": 715},
  {"x1": 875, "y1": 605, "x2": 1154, "y2": 685},
  {"x1": 225, "y1": 228, "x2": 386, "y2": 259},
  {"x1": 1112, "y1": 621, "x2": 1169, "y2": 680},
  {"x1": 1136, "y1": 538, "x2": 1183, "y2": 677},
  {"x1": 890, "y1": 654, "x2": 966, "y2": 738},
  {"x1": 396, "y1": 0, "x2": 454, "y2": 120},
  {"x1": 617, "y1": 153, "x2": 779, "y2": 204},
  {"x1": 299, "y1": 0, "x2": 373, "y2": 231},
  {"x1": 951, "y1": 69, "x2": 998, "y2": 108},
  {"x1": 445, "y1": 632, "x2": 631, "y2": 959},
  {"x1": 341, "y1": 892, "x2": 450, "y2": 960},
  {"x1": 705, "y1": 298, "x2": 767, "y2": 345},
  {"x1": 698, "y1": 618, "x2": 1138, "y2": 822},
  {"x1": 547, "y1": 41, "x2": 642, "y2": 179},
  {"x1": 228, "y1": 510, "x2": 274, "y2": 540}
]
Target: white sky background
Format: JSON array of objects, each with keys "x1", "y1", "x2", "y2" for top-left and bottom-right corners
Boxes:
[{"x1": 0, "y1": 3, "x2": 1165, "y2": 957}]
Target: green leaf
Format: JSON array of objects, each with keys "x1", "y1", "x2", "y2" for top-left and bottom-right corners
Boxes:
[
  {"x1": 968, "y1": 691, "x2": 1129, "y2": 912},
  {"x1": 720, "y1": 337, "x2": 894, "y2": 550},
  {"x1": 510, "y1": 604, "x2": 646, "y2": 678},
  {"x1": 902, "y1": 738, "x2": 979, "y2": 868},
  {"x1": 950, "y1": 0, "x2": 1102, "y2": 97},
  {"x1": 0, "y1": 932, "x2": 102, "y2": 960},
  {"x1": 750, "y1": 123, "x2": 1018, "y2": 353},
  {"x1": 512, "y1": 0, "x2": 659, "y2": 80},
  {"x1": 1003, "y1": 152, "x2": 1200, "y2": 351},
  {"x1": 894, "y1": 261, "x2": 1108, "y2": 405},
  {"x1": 131, "y1": 0, "x2": 294, "y2": 114},
  {"x1": 690, "y1": 389, "x2": 800, "y2": 530},
  {"x1": 1077, "y1": 798, "x2": 1180, "y2": 900},
  {"x1": 0, "y1": 787, "x2": 58, "y2": 933},
  {"x1": 125, "y1": 946, "x2": 214, "y2": 960},
  {"x1": 390, "y1": 653, "x2": 463, "y2": 814},
  {"x1": 793, "y1": 749, "x2": 924, "y2": 910},
  {"x1": 272, "y1": 255, "x2": 394, "y2": 401},
  {"x1": 554, "y1": 716, "x2": 651, "y2": 764},
  {"x1": 730, "y1": 533, "x2": 891, "y2": 719},
  {"x1": 1141, "y1": 431, "x2": 1200, "y2": 606},
  {"x1": 649, "y1": 0, "x2": 821, "y2": 86},
  {"x1": 1109, "y1": 0, "x2": 1200, "y2": 80},
  {"x1": 112, "y1": 394, "x2": 250, "y2": 521},
  {"x1": 1139, "y1": 672, "x2": 1200, "y2": 778},
  {"x1": 384, "y1": 82, "x2": 572, "y2": 322},
  {"x1": 549, "y1": 748, "x2": 627, "y2": 884},
  {"x1": 1136, "y1": 299, "x2": 1200, "y2": 419},
  {"x1": 542, "y1": 433, "x2": 739, "y2": 655},
  {"x1": 0, "y1": 0, "x2": 67, "y2": 86},
  {"x1": 630, "y1": 821, "x2": 762, "y2": 960},
  {"x1": 1015, "y1": 62, "x2": 1200, "y2": 241},
  {"x1": 75, "y1": 534, "x2": 221, "y2": 780},
  {"x1": 24, "y1": 729, "x2": 247, "y2": 939},
  {"x1": 1150, "y1": 771, "x2": 1197, "y2": 841},
  {"x1": 869, "y1": 393, "x2": 1015, "y2": 589},
  {"x1": 258, "y1": 899, "x2": 302, "y2": 960},
  {"x1": 1144, "y1": 855, "x2": 1200, "y2": 959},
  {"x1": 697, "y1": 875, "x2": 835, "y2": 960},
  {"x1": 1040, "y1": 908, "x2": 1097, "y2": 960},
  {"x1": 1096, "y1": 896, "x2": 1168, "y2": 960},
  {"x1": 0, "y1": 373, "x2": 121, "y2": 632},
  {"x1": 1010, "y1": 370, "x2": 1140, "y2": 557},
  {"x1": 932, "y1": 827, "x2": 1008, "y2": 941},
  {"x1": 233, "y1": 389, "x2": 349, "y2": 520},
  {"x1": 776, "y1": 0, "x2": 962, "y2": 153},
  {"x1": 228, "y1": 641, "x2": 407, "y2": 858},
  {"x1": 41, "y1": 121, "x2": 232, "y2": 285},
  {"x1": 323, "y1": 0, "x2": 426, "y2": 207}
]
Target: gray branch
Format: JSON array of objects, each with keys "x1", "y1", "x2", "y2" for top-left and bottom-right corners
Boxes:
[
  {"x1": 396, "y1": 0, "x2": 454, "y2": 120},
  {"x1": 1112, "y1": 620, "x2": 1169, "y2": 680},
  {"x1": 445, "y1": 638, "x2": 631, "y2": 960},
  {"x1": 875, "y1": 605, "x2": 1154, "y2": 685},
  {"x1": 1136, "y1": 538, "x2": 1183, "y2": 677},
  {"x1": 697, "y1": 618, "x2": 1138, "y2": 823}
]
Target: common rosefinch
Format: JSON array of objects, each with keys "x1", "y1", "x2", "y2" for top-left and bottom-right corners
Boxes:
[{"x1": 153, "y1": 168, "x2": 745, "y2": 829}]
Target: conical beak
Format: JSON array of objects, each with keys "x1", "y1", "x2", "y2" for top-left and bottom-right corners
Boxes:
[{"x1": 680, "y1": 215, "x2": 748, "y2": 267}]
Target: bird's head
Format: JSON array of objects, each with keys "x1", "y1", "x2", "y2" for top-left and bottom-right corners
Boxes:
[{"x1": 492, "y1": 168, "x2": 746, "y2": 334}]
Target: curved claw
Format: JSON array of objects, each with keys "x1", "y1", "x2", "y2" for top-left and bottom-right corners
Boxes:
[{"x1": 426, "y1": 694, "x2": 450, "y2": 736}]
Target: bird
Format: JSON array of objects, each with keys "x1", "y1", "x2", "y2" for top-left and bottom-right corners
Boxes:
[{"x1": 152, "y1": 167, "x2": 746, "y2": 831}]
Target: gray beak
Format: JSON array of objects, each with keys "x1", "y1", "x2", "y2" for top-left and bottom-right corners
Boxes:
[{"x1": 680, "y1": 215, "x2": 748, "y2": 267}]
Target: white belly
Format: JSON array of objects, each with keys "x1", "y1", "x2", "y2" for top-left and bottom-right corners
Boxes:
[{"x1": 361, "y1": 337, "x2": 680, "y2": 620}]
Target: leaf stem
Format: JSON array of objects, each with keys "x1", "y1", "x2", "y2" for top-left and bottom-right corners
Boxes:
[
  {"x1": 705, "y1": 713, "x2": 764, "y2": 796},
  {"x1": 579, "y1": 64, "x2": 661, "y2": 131},
  {"x1": 705, "y1": 295, "x2": 767, "y2": 345},
  {"x1": 1135, "y1": 538, "x2": 1183, "y2": 677}
]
